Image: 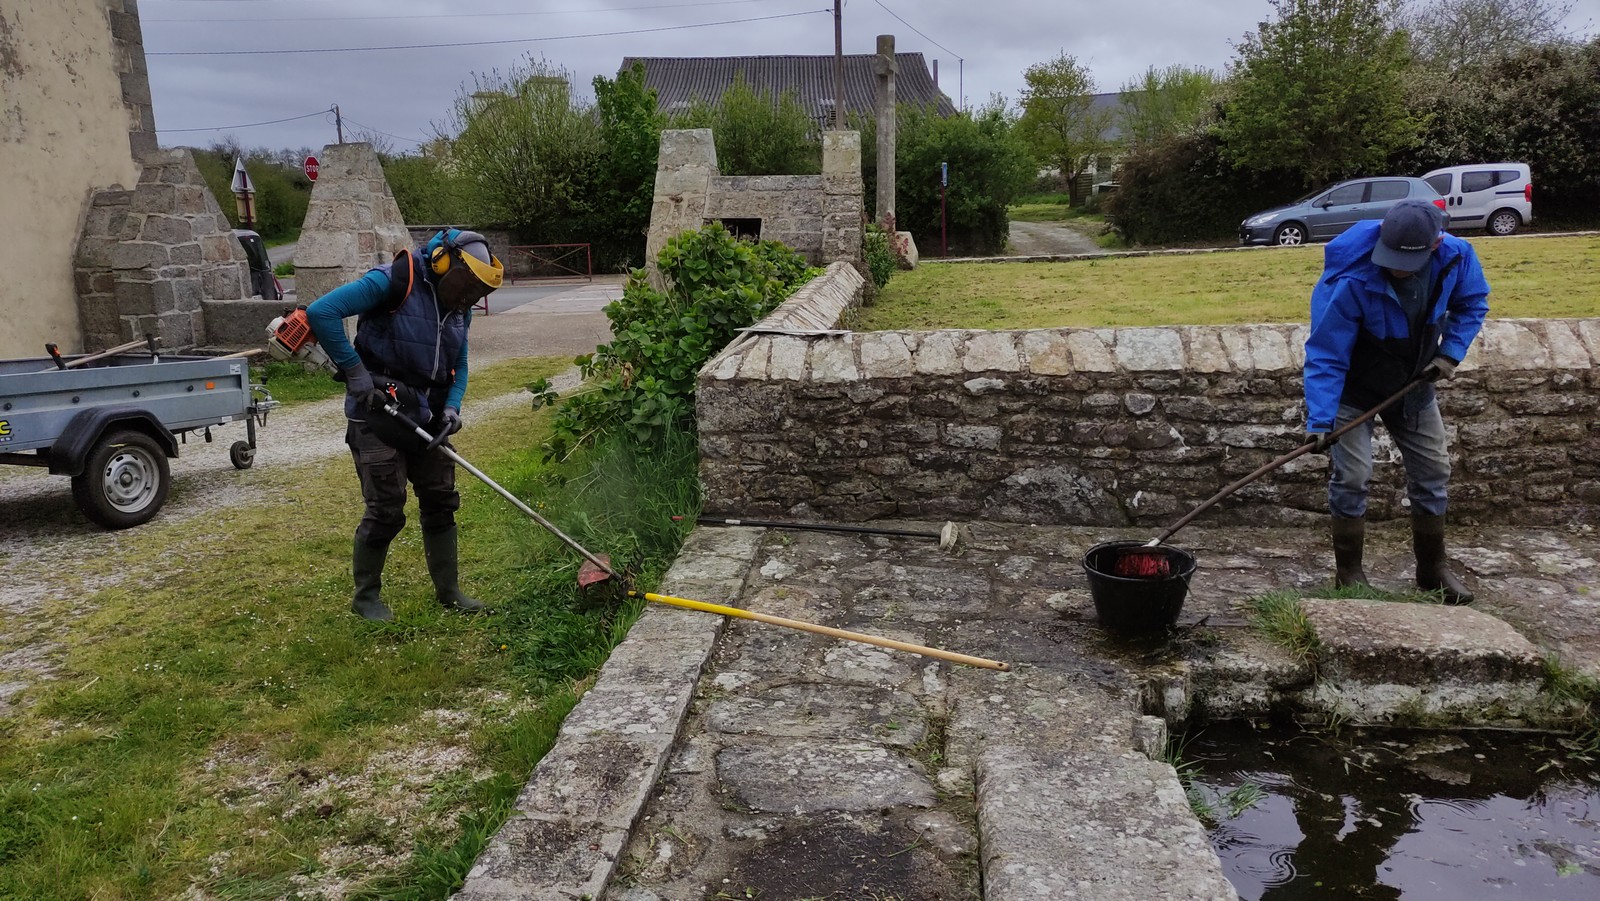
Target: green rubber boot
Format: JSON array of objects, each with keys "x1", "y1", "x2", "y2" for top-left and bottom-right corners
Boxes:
[
  {"x1": 423, "y1": 526, "x2": 487, "y2": 613},
  {"x1": 1412, "y1": 512, "x2": 1474, "y2": 605},
  {"x1": 1331, "y1": 516, "x2": 1370, "y2": 588},
  {"x1": 351, "y1": 539, "x2": 395, "y2": 621}
]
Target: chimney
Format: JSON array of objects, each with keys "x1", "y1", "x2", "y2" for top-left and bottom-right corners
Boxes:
[{"x1": 933, "y1": 59, "x2": 939, "y2": 87}]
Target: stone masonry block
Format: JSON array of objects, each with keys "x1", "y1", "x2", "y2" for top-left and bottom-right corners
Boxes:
[
  {"x1": 1021, "y1": 331, "x2": 1073, "y2": 375},
  {"x1": 110, "y1": 241, "x2": 169, "y2": 271},
  {"x1": 1066, "y1": 330, "x2": 1116, "y2": 372},
  {"x1": 114, "y1": 278, "x2": 173, "y2": 316},
  {"x1": 1115, "y1": 329, "x2": 1185, "y2": 371},
  {"x1": 964, "y1": 332, "x2": 1021, "y2": 372},
  {"x1": 1473, "y1": 319, "x2": 1551, "y2": 371},
  {"x1": 139, "y1": 214, "x2": 193, "y2": 245}
]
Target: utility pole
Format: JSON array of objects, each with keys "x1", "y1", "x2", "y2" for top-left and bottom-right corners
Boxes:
[
  {"x1": 832, "y1": 0, "x2": 844, "y2": 130},
  {"x1": 333, "y1": 104, "x2": 345, "y2": 144}
]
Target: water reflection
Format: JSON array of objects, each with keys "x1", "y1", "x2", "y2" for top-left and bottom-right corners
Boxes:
[{"x1": 1186, "y1": 725, "x2": 1600, "y2": 900}]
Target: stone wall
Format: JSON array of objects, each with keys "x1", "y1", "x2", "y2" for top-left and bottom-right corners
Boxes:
[
  {"x1": 645, "y1": 128, "x2": 864, "y2": 270},
  {"x1": 295, "y1": 142, "x2": 412, "y2": 305},
  {"x1": 75, "y1": 148, "x2": 250, "y2": 351},
  {"x1": 698, "y1": 269, "x2": 1600, "y2": 526}
]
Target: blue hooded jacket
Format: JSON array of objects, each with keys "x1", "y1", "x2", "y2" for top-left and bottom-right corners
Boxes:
[{"x1": 1303, "y1": 220, "x2": 1489, "y2": 432}]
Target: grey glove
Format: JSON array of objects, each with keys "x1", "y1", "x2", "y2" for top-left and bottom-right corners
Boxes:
[
  {"x1": 440, "y1": 407, "x2": 462, "y2": 436},
  {"x1": 342, "y1": 362, "x2": 386, "y2": 411},
  {"x1": 1304, "y1": 431, "x2": 1335, "y2": 453},
  {"x1": 1423, "y1": 356, "x2": 1459, "y2": 382}
]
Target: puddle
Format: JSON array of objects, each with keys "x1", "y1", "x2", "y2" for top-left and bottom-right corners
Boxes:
[{"x1": 1184, "y1": 723, "x2": 1600, "y2": 899}]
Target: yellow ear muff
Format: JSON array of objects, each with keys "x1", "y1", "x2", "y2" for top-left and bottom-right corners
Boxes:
[{"x1": 429, "y1": 242, "x2": 453, "y2": 276}]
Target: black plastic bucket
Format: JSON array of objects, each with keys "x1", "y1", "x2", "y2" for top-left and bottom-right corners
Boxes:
[{"x1": 1081, "y1": 540, "x2": 1197, "y2": 636}]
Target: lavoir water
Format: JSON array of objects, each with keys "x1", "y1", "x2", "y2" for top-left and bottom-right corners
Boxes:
[{"x1": 1185, "y1": 724, "x2": 1600, "y2": 900}]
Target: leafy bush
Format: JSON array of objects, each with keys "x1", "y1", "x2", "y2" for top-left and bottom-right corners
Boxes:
[
  {"x1": 671, "y1": 75, "x2": 821, "y2": 176},
  {"x1": 862, "y1": 223, "x2": 896, "y2": 288},
  {"x1": 858, "y1": 99, "x2": 1035, "y2": 256},
  {"x1": 534, "y1": 223, "x2": 817, "y2": 457},
  {"x1": 191, "y1": 142, "x2": 312, "y2": 241},
  {"x1": 1105, "y1": 132, "x2": 1301, "y2": 245}
]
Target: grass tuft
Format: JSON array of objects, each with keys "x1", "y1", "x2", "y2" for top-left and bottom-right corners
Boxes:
[{"x1": 1247, "y1": 590, "x2": 1323, "y2": 663}]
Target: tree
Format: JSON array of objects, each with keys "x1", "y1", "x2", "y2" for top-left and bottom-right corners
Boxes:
[
  {"x1": 1118, "y1": 65, "x2": 1223, "y2": 149},
  {"x1": 1016, "y1": 52, "x2": 1112, "y2": 206},
  {"x1": 441, "y1": 57, "x2": 603, "y2": 238},
  {"x1": 670, "y1": 75, "x2": 821, "y2": 176},
  {"x1": 591, "y1": 63, "x2": 665, "y2": 269},
  {"x1": 1401, "y1": 0, "x2": 1577, "y2": 71}
]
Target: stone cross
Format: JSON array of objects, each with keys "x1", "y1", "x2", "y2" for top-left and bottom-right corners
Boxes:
[{"x1": 873, "y1": 34, "x2": 898, "y2": 229}]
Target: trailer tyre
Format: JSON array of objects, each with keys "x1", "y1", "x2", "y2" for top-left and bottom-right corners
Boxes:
[
  {"x1": 229, "y1": 440, "x2": 255, "y2": 470},
  {"x1": 72, "y1": 429, "x2": 170, "y2": 529}
]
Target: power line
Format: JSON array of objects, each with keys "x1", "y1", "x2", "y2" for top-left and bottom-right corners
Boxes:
[
  {"x1": 870, "y1": 0, "x2": 961, "y2": 61},
  {"x1": 154, "y1": 107, "x2": 332, "y2": 133},
  {"x1": 342, "y1": 118, "x2": 428, "y2": 147},
  {"x1": 146, "y1": 0, "x2": 771, "y2": 24},
  {"x1": 147, "y1": 8, "x2": 830, "y2": 56}
]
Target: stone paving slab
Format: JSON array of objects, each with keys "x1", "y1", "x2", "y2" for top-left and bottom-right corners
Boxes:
[{"x1": 455, "y1": 521, "x2": 1600, "y2": 900}]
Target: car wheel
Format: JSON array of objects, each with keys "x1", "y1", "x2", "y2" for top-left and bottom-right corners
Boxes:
[
  {"x1": 1273, "y1": 223, "x2": 1306, "y2": 246},
  {"x1": 71, "y1": 429, "x2": 170, "y2": 529},
  {"x1": 1487, "y1": 209, "x2": 1520, "y2": 236}
]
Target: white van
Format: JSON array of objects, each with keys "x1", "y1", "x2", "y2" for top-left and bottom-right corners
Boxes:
[{"x1": 1421, "y1": 163, "x2": 1533, "y2": 236}]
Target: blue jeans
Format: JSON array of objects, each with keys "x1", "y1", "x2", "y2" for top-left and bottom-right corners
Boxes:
[{"x1": 1327, "y1": 399, "x2": 1450, "y2": 519}]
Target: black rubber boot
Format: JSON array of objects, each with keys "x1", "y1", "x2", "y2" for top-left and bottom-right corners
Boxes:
[
  {"x1": 423, "y1": 526, "x2": 487, "y2": 613},
  {"x1": 1330, "y1": 516, "x2": 1370, "y2": 588},
  {"x1": 1412, "y1": 512, "x2": 1474, "y2": 605},
  {"x1": 351, "y1": 539, "x2": 395, "y2": 621}
]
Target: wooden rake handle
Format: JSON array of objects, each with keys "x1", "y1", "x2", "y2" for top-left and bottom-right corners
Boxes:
[
  {"x1": 1153, "y1": 377, "x2": 1426, "y2": 546},
  {"x1": 632, "y1": 590, "x2": 1011, "y2": 671}
]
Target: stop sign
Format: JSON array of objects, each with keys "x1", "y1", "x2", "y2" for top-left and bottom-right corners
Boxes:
[{"x1": 304, "y1": 156, "x2": 320, "y2": 181}]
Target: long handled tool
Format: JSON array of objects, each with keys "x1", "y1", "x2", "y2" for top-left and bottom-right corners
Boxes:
[
  {"x1": 378, "y1": 403, "x2": 1010, "y2": 671},
  {"x1": 1112, "y1": 377, "x2": 1428, "y2": 577},
  {"x1": 39, "y1": 336, "x2": 159, "y2": 372}
]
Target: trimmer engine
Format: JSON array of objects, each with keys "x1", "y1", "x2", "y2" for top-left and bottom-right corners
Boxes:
[{"x1": 265, "y1": 307, "x2": 334, "y2": 373}]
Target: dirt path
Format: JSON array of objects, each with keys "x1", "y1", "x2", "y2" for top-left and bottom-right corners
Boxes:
[{"x1": 1006, "y1": 219, "x2": 1104, "y2": 256}]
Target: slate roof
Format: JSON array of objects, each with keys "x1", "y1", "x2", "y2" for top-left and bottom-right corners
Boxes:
[{"x1": 619, "y1": 53, "x2": 959, "y2": 122}]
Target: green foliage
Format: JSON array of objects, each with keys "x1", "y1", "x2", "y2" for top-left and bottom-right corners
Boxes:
[
  {"x1": 859, "y1": 99, "x2": 1036, "y2": 256},
  {"x1": 444, "y1": 58, "x2": 603, "y2": 240},
  {"x1": 1220, "y1": 0, "x2": 1422, "y2": 185},
  {"x1": 671, "y1": 75, "x2": 821, "y2": 175},
  {"x1": 381, "y1": 150, "x2": 473, "y2": 226},
  {"x1": 1248, "y1": 590, "x2": 1323, "y2": 662},
  {"x1": 862, "y1": 223, "x2": 897, "y2": 288},
  {"x1": 1118, "y1": 64, "x2": 1223, "y2": 149},
  {"x1": 191, "y1": 142, "x2": 312, "y2": 240},
  {"x1": 1394, "y1": 37, "x2": 1600, "y2": 224},
  {"x1": 591, "y1": 63, "x2": 666, "y2": 270},
  {"x1": 1401, "y1": 0, "x2": 1579, "y2": 72},
  {"x1": 1016, "y1": 52, "x2": 1113, "y2": 205},
  {"x1": 536, "y1": 223, "x2": 817, "y2": 457},
  {"x1": 1105, "y1": 132, "x2": 1302, "y2": 244}
]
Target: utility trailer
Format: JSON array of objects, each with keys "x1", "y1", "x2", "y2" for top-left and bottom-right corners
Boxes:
[{"x1": 0, "y1": 343, "x2": 276, "y2": 529}]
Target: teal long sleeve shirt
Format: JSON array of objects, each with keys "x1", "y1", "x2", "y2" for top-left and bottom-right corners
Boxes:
[{"x1": 305, "y1": 270, "x2": 471, "y2": 411}]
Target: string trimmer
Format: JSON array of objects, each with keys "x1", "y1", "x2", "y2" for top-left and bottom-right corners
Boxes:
[
  {"x1": 376, "y1": 402, "x2": 1010, "y2": 671},
  {"x1": 1108, "y1": 376, "x2": 1428, "y2": 578}
]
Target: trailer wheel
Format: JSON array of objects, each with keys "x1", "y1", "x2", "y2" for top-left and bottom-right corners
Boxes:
[
  {"x1": 71, "y1": 429, "x2": 170, "y2": 529},
  {"x1": 229, "y1": 440, "x2": 255, "y2": 470}
]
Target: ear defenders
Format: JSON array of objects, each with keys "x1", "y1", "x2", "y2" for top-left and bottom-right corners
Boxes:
[{"x1": 426, "y1": 229, "x2": 504, "y2": 290}]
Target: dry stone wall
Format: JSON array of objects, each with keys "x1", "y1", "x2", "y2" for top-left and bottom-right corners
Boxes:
[{"x1": 698, "y1": 268, "x2": 1600, "y2": 526}]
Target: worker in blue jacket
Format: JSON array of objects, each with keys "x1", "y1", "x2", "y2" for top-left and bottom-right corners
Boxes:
[
  {"x1": 306, "y1": 229, "x2": 503, "y2": 621},
  {"x1": 1303, "y1": 200, "x2": 1490, "y2": 604}
]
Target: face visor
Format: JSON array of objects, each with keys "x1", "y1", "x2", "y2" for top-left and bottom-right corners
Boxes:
[{"x1": 434, "y1": 232, "x2": 504, "y2": 310}]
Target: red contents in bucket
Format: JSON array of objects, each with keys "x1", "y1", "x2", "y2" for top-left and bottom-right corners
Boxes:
[{"x1": 1110, "y1": 548, "x2": 1173, "y2": 579}]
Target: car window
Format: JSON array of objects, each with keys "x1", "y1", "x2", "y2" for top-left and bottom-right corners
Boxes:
[
  {"x1": 1325, "y1": 184, "x2": 1366, "y2": 205},
  {"x1": 1368, "y1": 180, "x2": 1410, "y2": 202},
  {"x1": 1461, "y1": 170, "x2": 1521, "y2": 193},
  {"x1": 1424, "y1": 173, "x2": 1452, "y2": 194}
]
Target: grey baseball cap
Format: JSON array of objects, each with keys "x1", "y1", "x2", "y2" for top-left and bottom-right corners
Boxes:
[{"x1": 1372, "y1": 199, "x2": 1447, "y2": 272}]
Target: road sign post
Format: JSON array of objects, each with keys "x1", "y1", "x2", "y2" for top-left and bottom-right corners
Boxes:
[{"x1": 304, "y1": 156, "x2": 320, "y2": 182}]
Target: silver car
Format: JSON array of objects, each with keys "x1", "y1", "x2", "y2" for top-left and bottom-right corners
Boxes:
[{"x1": 1239, "y1": 177, "x2": 1446, "y2": 246}]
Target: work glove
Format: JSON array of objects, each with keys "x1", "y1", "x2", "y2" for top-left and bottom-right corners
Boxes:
[
  {"x1": 425, "y1": 407, "x2": 462, "y2": 453},
  {"x1": 342, "y1": 362, "x2": 387, "y2": 411},
  {"x1": 1423, "y1": 356, "x2": 1459, "y2": 382},
  {"x1": 1304, "y1": 431, "x2": 1335, "y2": 454}
]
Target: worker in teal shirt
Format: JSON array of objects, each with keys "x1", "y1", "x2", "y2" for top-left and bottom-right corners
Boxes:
[{"x1": 306, "y1": 229, "x2": 503, "y2": 621}]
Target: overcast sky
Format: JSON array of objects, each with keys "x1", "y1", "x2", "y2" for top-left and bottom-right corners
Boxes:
[{"x1": 142, "y1": 0, "x2": 1600, "y2": 155}]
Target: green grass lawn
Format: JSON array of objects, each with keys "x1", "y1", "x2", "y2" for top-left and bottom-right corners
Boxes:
[
  {"x1": 861, "y1": 234, "x2": 1600, "y2": 330},
  {"x1": 0, "y1": 358, "x2": 700, "y2": 899}
]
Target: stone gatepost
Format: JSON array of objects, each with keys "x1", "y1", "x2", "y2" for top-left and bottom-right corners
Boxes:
[
  {"x1": 294, "y1": 142, "x2": 413, "y2": 305},
  {"x1": 74, "y1": 148, "x2": 250, "y2": 352},
  {"x1": 821, "y1": 131, "x2": 864, "y2": 265},
  {"x1": 873, "y1": 34, "x2": 897, "y2": 228},
  {"x1": 645, "y1": 128, "x2": 718, "y2": 278}
]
